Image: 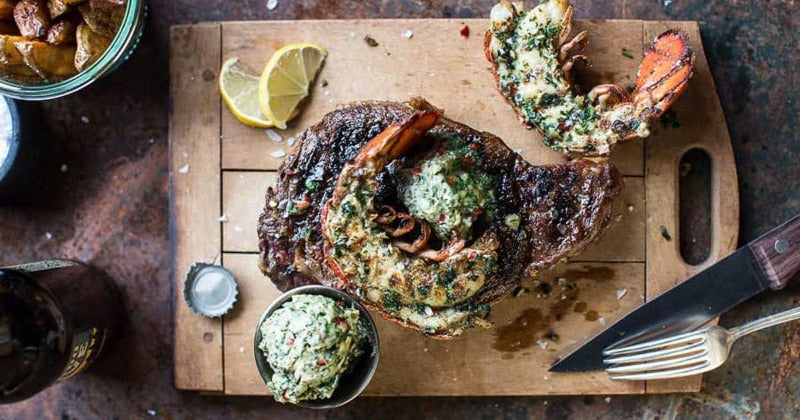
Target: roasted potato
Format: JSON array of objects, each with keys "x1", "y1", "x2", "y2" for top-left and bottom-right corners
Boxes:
[
  {"x1": 89, "y1": 0, "x2": 125, "y2": 8},
  {"x1": 74, "y1": 21, "x2": 109, "y2": 71},
  {"x1": 0, "y1": 62, "x2": 38, "y2": 78},
  {"x1": 14, "y1": 40, "x2": 77, "y2": 78},
  {"x1": 0, "y1": 0, "x2": 124, "y2": 82},
  {"x1": 47, "y1": 0, "x2": 85, "y2": 19},
  {"x1": 0, "y1": 1, "x2": 14, "y2": 19},
  {"x1": 47, "y1": 0, "x2": 69, "y2": 19},
  {"x1": 45, "y1": 14, "x2": 78, "y2": 44},
  {"x1": 14, "y1": 0, "x2": 49, "y2": 39},
  {"x1": 0, "y1": 34, "x2": 27, "y2": 64},
  {"x1": 78, "y1": 3, "x2": 121, "y2": 37}
]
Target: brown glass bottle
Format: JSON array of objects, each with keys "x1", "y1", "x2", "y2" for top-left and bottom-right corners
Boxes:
[{"x1": 0, "y1": 260, "x2": 122, "y2": 404}]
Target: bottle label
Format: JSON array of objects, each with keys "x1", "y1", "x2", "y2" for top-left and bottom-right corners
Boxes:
[
  {"x1": 57, "y1": 327, "x2": 108, "y2": 382},
  {"x1": 4, "y1": 260, "x2": 77, "y2": 273}
]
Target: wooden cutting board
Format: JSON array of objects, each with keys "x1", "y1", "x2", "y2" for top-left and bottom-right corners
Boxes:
[{"x1": 169, "y1": 18, "x2": 739, "y2": 396}]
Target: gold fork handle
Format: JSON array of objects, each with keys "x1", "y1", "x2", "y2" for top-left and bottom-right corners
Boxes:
[{"x1": 730, "y1": 306, "x2": 800, "y2": 341}]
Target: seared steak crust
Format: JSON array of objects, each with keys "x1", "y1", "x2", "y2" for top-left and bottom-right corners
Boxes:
[{"x1": 258, "y1": 99, "x2": 622, "y2": 333}]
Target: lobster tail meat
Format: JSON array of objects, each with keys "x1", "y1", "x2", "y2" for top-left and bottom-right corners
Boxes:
[{"x1": 485, "y1": 0, "x2": 694, "y2": 156}]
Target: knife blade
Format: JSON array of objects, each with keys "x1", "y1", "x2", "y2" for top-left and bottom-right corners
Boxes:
[{"x1": 550, "y1": 214, "x2": 800, "y2": 372}]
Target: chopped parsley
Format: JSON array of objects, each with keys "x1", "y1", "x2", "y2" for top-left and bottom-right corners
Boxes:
[{"x1": 621, "y1": 48, "x2": 634, "y2": 59}]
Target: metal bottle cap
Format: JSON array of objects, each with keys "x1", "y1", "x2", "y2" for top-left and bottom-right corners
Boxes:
[{"x1": 183, "y1": 262, "x2": 239, "y2": 317}]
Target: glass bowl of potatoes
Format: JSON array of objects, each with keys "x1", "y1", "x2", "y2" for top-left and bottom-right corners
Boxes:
[{"x1": 0, "y1": 0, "x2": 145, "y2": 100}]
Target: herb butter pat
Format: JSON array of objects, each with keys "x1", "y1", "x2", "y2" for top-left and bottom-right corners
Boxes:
[
  {"x1": 258, "y1": 294, "x2": 366, "y2": 404},
  {"x1": 397, "y1": 135, "x2": 496, "y2": 241}
]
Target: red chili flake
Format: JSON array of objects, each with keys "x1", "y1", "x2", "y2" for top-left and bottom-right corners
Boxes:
[
  {"x1": 413, "y1": 167, "x2": 422, "y2": 176},
  {"x1": 464, "y1": 156, "x2": 476, "y2": 165},
  {"x1": 446, "y1": 175, "x2": 455, "y2": 185},
  {"x1": 460, "y1": 25, "x2": 470, "y2": 38},
  {"x1": 436, "y1": 147, "x2": 445, "y2": 155},
  {"x1": 285, "y1": 169, "x2": 297, "y2": 176},
  {"x1": 558, "y1": 122, "x2": 572, "y2": 131},
  {"x1": 287, "y1": 337, "x2": 295, "y2": 345},
  {"x1": 438, "y1": 214, "x2": 446, "y2": 222},
  {"x1": 317, "y1": 359, "x2": 327, "y2": 366},
  {"x1": 469, "y1": 251, "x2": 477, "y2": 260},
  {"x1": 302, "y1": 193, "x2": 311, "y2": 202},
  {"x1": 469, "y1": 143, "x2": 479, "y2": 150},
  {"x1": 470, "y1": 208, "x2": 483, "y2": 221}
]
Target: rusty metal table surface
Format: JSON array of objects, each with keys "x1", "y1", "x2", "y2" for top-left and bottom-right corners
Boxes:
[{"x1": 0, "y1": 1, "x2": 797, "y2": 419}]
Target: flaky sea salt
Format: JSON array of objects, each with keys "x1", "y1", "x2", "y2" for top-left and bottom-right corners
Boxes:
[
  {"x1": 266, "y1": 0, "x2": 278, "y2": 10},
  {"x1": 616, "y1": 288, "x2": 628, "y2": 300},
  {"x1": 287, "y1": 136, "x2": 296, "y2": 146},
  {"x1": 178, "y1": 164, "x2": 189, "y2": 174},
  {"x1": 270, "y1": 149, "x2": 286, "y2": 158},
  {"x1": 537, "y1": 339, "x2": 549, "y2": 350},
  {"x1": 598, "y1": 316, "x2": 606, "y2": 326},
  {"x1": 265, "y1": 129, "x2": 283, "y2": 142},
  {"x1": 44, "y1": 232, "x2": 53, "y2": 240},
  {"x1": 218, "y1": 214, "x2": 230, "y2": 222},
  {"x1": 60, "y1": 164, "x2": 68, "y2": 173},
  {"x1": 403, "y1": 29, "x2": 414, "y2": 39}
]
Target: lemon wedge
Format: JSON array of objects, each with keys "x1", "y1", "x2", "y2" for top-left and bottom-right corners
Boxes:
[
  {"x1": 258, "y1": 43, "x2": 327, "y2": 130},
  {"x1": 219, "y1": 58, "x2": 273, "y2": 128}
]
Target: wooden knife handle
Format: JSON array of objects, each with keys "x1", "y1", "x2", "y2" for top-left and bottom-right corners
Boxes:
[{"x1": 749, "y1": 214, "x2": 800, "y2": 291}]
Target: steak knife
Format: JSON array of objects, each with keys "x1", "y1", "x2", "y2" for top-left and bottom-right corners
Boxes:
[{"x1": 550, "y1": 214, "x2": 800, "y2": 372}]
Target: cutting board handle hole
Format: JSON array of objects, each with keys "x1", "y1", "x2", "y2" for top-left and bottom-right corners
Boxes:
[{"x1": 679, "y1": 148, "x2": 712, "y2": 265}]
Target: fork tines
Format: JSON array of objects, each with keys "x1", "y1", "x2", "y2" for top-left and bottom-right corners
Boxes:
[{"x1": 602, "y1": 329, "x2": 711, "y2": 380}]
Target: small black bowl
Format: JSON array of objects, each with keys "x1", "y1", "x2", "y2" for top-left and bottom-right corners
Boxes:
[{"x1": 253, "y1": 285, "x2": 380, "y2": 409}]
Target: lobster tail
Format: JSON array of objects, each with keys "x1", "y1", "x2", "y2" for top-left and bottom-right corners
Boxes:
[{"x1": 634, "y1": 30, "x2": 695, "y2": 120}]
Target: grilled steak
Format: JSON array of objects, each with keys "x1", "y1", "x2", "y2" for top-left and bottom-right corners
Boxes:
[{"x1": 258, "y1": 98, "x2": 622, "y2": 337}]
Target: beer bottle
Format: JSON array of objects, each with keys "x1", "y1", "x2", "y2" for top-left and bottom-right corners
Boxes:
[{"x1": 0, "y1": 260, "x2": 122, "y2": 403}]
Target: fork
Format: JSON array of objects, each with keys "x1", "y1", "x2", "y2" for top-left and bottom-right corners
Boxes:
[{"x1": 603, "y1": 306, "x2": 800, "y2": 380}]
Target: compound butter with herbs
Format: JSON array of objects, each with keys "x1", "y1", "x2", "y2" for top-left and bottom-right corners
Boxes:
[
  {"x1": 397, "y1": 135, "x2": 496, "y2": 241},
  {"x1": 258, "y1": 294, "x2": 366, "y2": 404}
]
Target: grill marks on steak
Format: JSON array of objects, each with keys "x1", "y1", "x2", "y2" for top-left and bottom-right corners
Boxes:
[{"x1": 258, "y1": 100, "x2": 622, "y2": 334}]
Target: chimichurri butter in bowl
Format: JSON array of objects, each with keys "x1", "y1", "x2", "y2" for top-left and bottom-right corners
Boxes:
[{"x1": 254, "y1": 285, "x2": 379, "y2": 408}]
